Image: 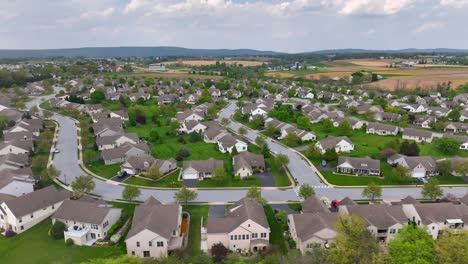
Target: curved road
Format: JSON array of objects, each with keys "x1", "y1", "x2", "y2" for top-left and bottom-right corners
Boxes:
[{"x1": 44, "y1": 100, "x2": 468, "y2": 203}]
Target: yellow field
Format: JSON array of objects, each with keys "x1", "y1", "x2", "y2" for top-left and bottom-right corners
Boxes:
[
  {"x1": 162, "y1": 60, "x2": 267, "y2": 67},
  {"x1": 265, "y1": 72, "x2": 295, "y2": 78}
]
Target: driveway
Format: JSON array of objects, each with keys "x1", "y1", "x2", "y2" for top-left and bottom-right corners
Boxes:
[
  {"x1": 254, "y1": 172, "x2": 276, "y2": 187},
  {"x1": 183, "y1": 179, "x2": 197, "y2": 188}
]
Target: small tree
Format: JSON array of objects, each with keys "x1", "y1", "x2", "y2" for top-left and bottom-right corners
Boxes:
[
  {"x1": 50, "y1": 221, "x2": 66, "y2": 239},
  {"x1": 305, "y1": 144, "x2": 321, "y2": 159},
  {"x1": 212, "y1": 167, "x2": 226, "y2": 181},
  {"x1": 422, "y1": 178, "x2": 443, "y2": 200},
  {"x1": 434, "y1": 138, "x2": 461, "y2": 156},
  {"x1": 437, "y1": 160, "x2": 452, "y2": 176},
  {"x1": 238, "y1": 126, "x2": 247, "y2": 136},
  {"x1": 393, "y1": 164, "x2": 411, "y2": 183},
  {"x1": 322, "y1": 119, "x2": 333, "y2": 132},
  {"x1": 275, "y1": 210, "x2": 287, "y2": 224},
  {"x1": 455, "y1": 161, "x2": 468, "y2": 177},
  {"x1": 220, "y1": 117, "x2": 231, "y2": 126},
  {"x1": 174, "y1": 187, "x2": 198, "y2": 205},
  {"x1": 362, "y1": 182, "x2": 382, "y2": 202},
  {"x1": 246, "y1": 186, "x2": 266, "y2": 205},
  {"x1": 323, "y1": 148, "x2": 338, "y2": 162},
  {"x1": 146, "y1": 166, "x2": 162, "y2": 179},
  {"x1": 71, "y1": 175, "x2": 96, "y2": 199},
  {"x1": 211, "y1": 242, "x2": 228, "y2": 263},
  {"x1": 122, "y1": 185, "x2": 141, "y2": 202},
  {"x1": 179, "y1": 147, "x2": 191, "y2": 158},
  {"x1": 275, "y1": 154, "x2": 290, "y2": 170},
  {"x1": 255, "y1": 136, "x2": 266, "y2": 147},
  {"x1": 338, "y1": 120, "x2": 353, "y2": 136},
  {"x1": 298, "y1": 184, "x2": 315, "y2": 200},
  {"x1": 46, "y1": 165, "x2": 61, "y2": 181}
]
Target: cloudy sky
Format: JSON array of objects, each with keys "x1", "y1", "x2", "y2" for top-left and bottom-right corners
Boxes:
[{"x1": 1, "y1": 0, "x2": 467, "y2": 52}]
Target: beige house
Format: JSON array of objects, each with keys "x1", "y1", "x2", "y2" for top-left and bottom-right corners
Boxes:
[
  {"x1": 288, "y1": 213, "x2": 337, "y2": 253},
  {"x1": 52, "y1": 197, "x2": 122, "y2": 246},
  {"x1": 204, "y1": 198, "x2": 270, "y2": 253},
  {"x1": 232, "y1": 152, "x2": 266, "y2": 178},
  {"x1": 0, "y1": 186, "x2": 69, "y2": 234},
  {"x1": 126, "y1": 197, "x2": 183, "y2": 259}
]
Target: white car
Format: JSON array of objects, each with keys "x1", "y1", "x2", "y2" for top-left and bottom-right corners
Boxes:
[{"x1": 53, "y1": 149, "x2": 60, "y2": 153}]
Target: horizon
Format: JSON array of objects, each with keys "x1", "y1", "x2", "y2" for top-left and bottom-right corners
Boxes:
[{"x1": 1, "y1": 1, "x2": 468, "y2": 53}]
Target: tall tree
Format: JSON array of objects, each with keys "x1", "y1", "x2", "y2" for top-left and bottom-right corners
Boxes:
[
  {"x1": 434, "y1": 230, "x2": 468, "y2": 264},
  {"x1": 274, "y1": 154, "x2": 290, "y2": 170},
  {"x1": 122, "y1": 185, "x2": 141, "y2": 202},
  {"x1": 388, "y1": 224, "x2": 434, "y2": 264},
  {"x1": 455, "y1": 161, "x2": 468, "y2": 177},
  {"x1": 238, "y1": 126, "x2": 247, "y2": 136},
  {"x1": 421, "y1": 178, "x2": 443, "y2": 200},
  {"x1": 71, "y1": 175, "x2": 96, "y2": 198},
  {"x1": 174, "y1": 187, "x2": 198, "y2": 205},
  {"x1": 329, "y1": 215, "x2": 381, "y2": 264},
  {"x1": 362, "y1": 182, "x2": 382, "y2": 202}
]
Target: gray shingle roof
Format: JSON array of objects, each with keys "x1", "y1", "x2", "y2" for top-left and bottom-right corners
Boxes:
[{"x1": 53, "y1": 199, "x2": 119, "y2": 225}]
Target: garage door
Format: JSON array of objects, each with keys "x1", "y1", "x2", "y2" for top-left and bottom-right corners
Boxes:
[
  {"x1": 183, "y1": 173, "x2": 198, "y2": 180},
  {"x1": 413, "y1": 172, "x2": 425, "y2": 178},
  {"x1": 123, "y1": 168, "x2": 135, "y2": 175}
]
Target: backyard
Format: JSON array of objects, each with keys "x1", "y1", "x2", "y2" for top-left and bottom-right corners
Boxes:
[
  {"x1": 183, "y1": 205, "x2": 209, "y2": 255},
  {"x1": 0, "y1": 219, "x2": 125, "y2": 264}
]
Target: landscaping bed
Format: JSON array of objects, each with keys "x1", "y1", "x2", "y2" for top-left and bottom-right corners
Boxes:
[{"x1": 124, "y1": 169, "x2": 183, "y2": 188}]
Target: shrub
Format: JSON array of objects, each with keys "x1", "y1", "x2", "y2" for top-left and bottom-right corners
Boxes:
[
  {"x1": 288, "y1": 238, "x2": 297, "y2": 249},
  {"x1": 179, "y1": 147, "x2": 190, "y2": 158},
  {"x1": 50, "y1": 221, "x2": 66, "y2": 240},
  {"x1": 5, "y1": 230, "x2": 16, "y2": 238},
  {"x1": 65, "y1": 238, "x2": 74, "y2": 246},
  {"x1": 110, "y1": 234, "x2": 122, "y2": 244}
]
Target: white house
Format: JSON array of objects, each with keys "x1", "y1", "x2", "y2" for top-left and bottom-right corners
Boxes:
[
  {"x1": 217, "y1": 135, "x2": 248, "y2": 154},
  {"x1": 52, "y1": 198, "x2": 122, "y2": 246},
  {"x1": 0, "y1": 186, "x2": 69, "y2": 234},
  {"x1": 316, "y1": 136, "x2": 354, "y2": 154}
]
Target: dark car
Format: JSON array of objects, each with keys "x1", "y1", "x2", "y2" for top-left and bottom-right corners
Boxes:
[{"x1": 117, "y1": 171, "x2": 128, "y2": 179}]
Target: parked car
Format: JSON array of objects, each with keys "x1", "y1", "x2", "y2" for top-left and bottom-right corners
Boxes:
[
  {"x1": 117, "y1": 171, "x2": 128, "y2": 179},
  {"x1": 321, "y1": 160, "x2": 327, "y2": 167},
  {"x1": 53, "y1": 149, "x2": 60, "y2": 153}
]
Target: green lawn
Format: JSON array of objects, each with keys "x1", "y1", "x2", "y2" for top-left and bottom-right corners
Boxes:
[
  {"x1": 419, "y1": 143, "x2": 468, "y2": 158},
  {"x1": 264, "y1": 205, "x2": 287, "y2": 253},
  {"x1": 183, "y1": 205, "x2": 209, "y2": 255},
  {"x1": 124, "y1": 169, "x2": 183, "y2": 188},
  {"x1": 86, "y1": 160, "x2": 122, "y2": 179},
  {"x1": 0, "y1": 219, "x2": 124, "y2": 264}
]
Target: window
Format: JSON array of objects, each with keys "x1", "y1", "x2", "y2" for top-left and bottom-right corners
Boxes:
[
  {"x1": 136, "y1": 242, "x2": 140, "y2": 247},
  {"x1": 242, "y1": 235, "x2": 245, "y2": 240},
  {"x1": 157, "y1": 241, "x2": 164, "y2": 247},
  {"x1": 252, "y1": 233, "x2": 258, "y2": 239},
  {"x1": 248, "y1": 224, "x2": 250, "y2": 227},
  {"x1": 103, "y1": 221, "x2": 109, "y2": 228},
  {"x1": 21, "y1": 226, "x2": 24, "y2": 230},
  {"x1": 230, "y1": 235, "x2": 234, "y2": 240},
  {"x1": 143, "y1": 251, "x2": 150, "y2": 258},
  {"x1": 261, "y1": 233, "x2": 267, "y2": 238},
  {"x1": 52, "y1": 205, "x2": 55, "y2": 209},
  {"x1": 131, "y1": 251, "x2": 135, "y2": 256},
  {"x1": 390, "y1": 229, "x2": 396, "y2": 234},
  {"x1": 246, "y1": 234, "x2": 249, "y2": 240},
  {"x1": 307, "y1": 243, "x2": 313, "y2": 249},
  {"x1": 149, "y1": 241, "x2": 152, "y2": 247},
  {"x1": 18, "y1": 218, "x2": 22, "y2": 223}
]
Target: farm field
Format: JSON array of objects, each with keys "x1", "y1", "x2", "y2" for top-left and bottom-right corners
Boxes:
[
  {"x1": 161, "y1": 60, "x2": 268, "y2": 66},
  {"x1": 273, "y1": 58, "x2": 468, "y2": 90}
]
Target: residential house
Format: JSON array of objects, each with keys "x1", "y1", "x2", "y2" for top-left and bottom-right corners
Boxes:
[
  {"x1": 402, "y1": 203, "x2": 468, "y2": 239},
  {"x1": 126, "y1": 197, "x2": 183, "y2": 259},
  {"x1": 109, "y1": 110, "x2": 129, "y2": 121},
  {"x1": 121, "y1": 155, "x2": 176, "y2": 175},
  {"x1": 460, "y1": 110, "x2": 468, "y2": 122},
  {"x1": 375, "y1": 112, "x2": 401, "y2": 123},
  {"x1": 101, "y1": 143, "x2": 150, "y2": 165},
  {"x1": 366, "y1": 122, "x2": 399, "y2": 136},
  {"x1": 336, "y1": 156, "x2": 381, "y2": 176},
  {"x1": 339, "y1": 204, "x2": 408, "y2": 242},
  {"x1": 402, "y1": 128, "x2": 433, "y2": 143},
  {"x1": 7, "y1": 118, "x2": 43, "y2": 137},
  {"x1": 315, "y1": 136, "x2": 354, "y2": 154},
  {"x1": 356, "y1": 104, "x2": 383, "y2": 115},
  {"x1": 176, "y1": 110, "x2": 205, "y2": 124},
  {"x1": 387, "y1": 154, "x2": 438, "y2": 178},
  {"x1": 205, "y1": 198, "x2": 270, "y2": 253},
  {"x1": 179, "y1": 120, "x2": 207, "y2": 134},
  {"x1": 332, "y1": 117, "x2": 365, "y2": 130},
  {"x1": 444, "y1": 122, "x2": 468, "y2": 133},
  {"x1": 92, "y1": 118, "x2": 124, "y2": 138},
  {"x1": 0, "y1": 168, "x2": 36, "y2": 197},
  {"x1": 427, "y1": 107, "x2": 451, "y2": 118},
  {"x1": 96, "y1": 133, "x2": 139, "y2": 150},
  {"x1": 52, "y1": 198, "x2": 122, "y2": 246},
  {"x1": 217, "y1": 134, "x2": 248, "y2": 154},
  {"x1": 233, "y1": 152, "x2": 266, "y2": 178},
  {"x1": 0, "y1": 186, "x2": 69, "y2": 234},
  {"x1": 412, "y1": 115, "x2": 436, "y2": 128},
  {"x1": 181, "y1": 158, "x2": 224, "y2": 180},
  {"x1": 402, "y1": 104, "x2": 428, "y2": 113},
  {"x1": 0, "y1": 140, "x2": 34, "y2": 155}
]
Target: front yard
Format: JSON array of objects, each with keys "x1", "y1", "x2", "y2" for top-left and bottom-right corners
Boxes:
[
  {"x1": 86, "y1": 160, "x2": 121, "y2": 179},
  {"x1": 124, "y1": 169, "x2": 183, "y2": 188}
]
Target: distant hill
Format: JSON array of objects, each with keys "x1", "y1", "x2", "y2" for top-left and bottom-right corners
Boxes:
[
  {"x1": 308, "y1": 48, "x2": 468, "y2": 54},
  {"x1": 0, "y1": 46, "x2": 283, "y2": 58}
]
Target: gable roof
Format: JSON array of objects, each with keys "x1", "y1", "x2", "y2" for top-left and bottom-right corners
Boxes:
[
  {"x1": 3, "y1": 186, "x2": 70, "y2": 217},
  {"x1": 182, "y1": 158, "x2": 223, "y2": 173},
  {"x1": 291, "y1": 213, "x2": 337, "y2": 242},
  {"x1": 207, "y1": 197, "x2": 269, "y2": 233},
  {"x1": 317, "y1": 136, "x2": 353, "y2": 150},
  {"x1": 344, "y1": 204, "x2": 408, "y2": 229},
  {"x1": 53, "y1": 199, "x2": 118, "y2": 225},
  {"x1": 126, "y1": 197, "x2": 181, "y2": 240},
  {"x1": 337, "y1": 156, "x2": 380, "y2": 171},
  {"x1": 301, "y1": 196, "x2": 329, "y2": 214}
]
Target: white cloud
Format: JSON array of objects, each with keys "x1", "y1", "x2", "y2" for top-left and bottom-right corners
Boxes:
[
  {"x1": 337, "y1": 0, "x2": 415, "y2": 16},
  {"x1": 440, "y1": 0, "x2": 468, "y2": 8},
  {"x1": 415, "y1": 21, "x2": 443, "y2": 33}
]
